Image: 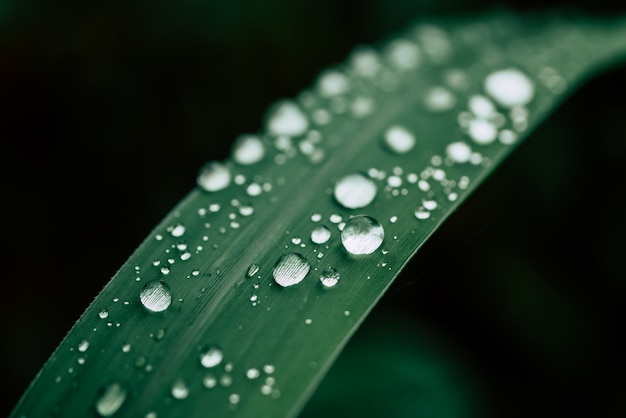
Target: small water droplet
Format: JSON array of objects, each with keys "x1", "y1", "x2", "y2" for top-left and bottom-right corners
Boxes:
[
  {"x1": 351, "y1": 96, "x2": 375, "y2": 118},
  {"x1": 499, "y1": 129, "x2": 518, "y2": 144},
  {"x1": 415, "y1": 208, "x2": 431, "y2": 219},
  {"x1": 246, "y1": 368, "x2": 260, "y2": 379},
  {"x1": 334, "y1": 173, "x2": 377, "y2": 209},
  {"x1": 341, "y1": 215, "x2": 384, "y2": 255},
  {"x1": 311, "y1": 225, "x2": 332, "y2": 244},
  {"x1": 383, "y1": 125, "x2": 415, "y2": 154},
  {"x1": 203, "y1": 373, "x2": 217, "y2": 389},
  {"x1": 446, "y1": 141, "x2": 472, "y2": 163},
  {"x1": 273, "y1": 253, "x2": 310, "y2": 287},
  {"x1": 122, "y1": 343, "x2": 131, "y2": 353},
  {"x1": 140, "y1": 280, "x2": 172, "y2": 313},
  {"x1": 95, "y1": 382, "x2": 126, "y2": 417},
  {"x1": 197, "y1": 162, "x2": 231, "y2": 192},
  {"x1": 424, "y1": 86, "x2": 456, "y2": 111},
  {"x1": 171, "y1": 379, "x2": 189, "y2": 400},
  {"x1": 246, "y1": 183, "x2": 263, "y2": 196},
  {"x1": 468, "y1": 119, "x2": 497, "y2": 145},
  {"x1": 329, "y1": 214, "x2": 342, "y2": 224},
  {"x1": 351, "y1": 47, "x2": 381, "y2": 78},
  {"x1": 229, "y1": 393, "x2": 241, "y2": 405},
  {"x1": 484, "y1": 68, "x2": 535, "y2": 108},
  {"x1": 263, "y1": 364, "x2": 275, "y2": 374},
  {"x1": 232, "y1": 135, "x2": 265, "y2": 165},
  {"x1": 291, "y1": 237, "x2": 302, "y2": 245},
  {"x1": 247, "y1": 264, "x2": 260, "y2": 278},
  {"x1": 78, "y1": 340, "x2": 90, "y2": 352},
  {"x1": 311, "y1": 213, "x2": 322, "y2": 222},
  {"x1": 239, "y1": 204, "x2": 254, "y2": 217},
  {"x1": 220, "y1": 374, "x2": 233, "y2": 387},
  {"x1": 199, "y1": 345, "x2": 224, "y2": 368},
  {"x1": 98, "y1": 308, "x2": 109, "y2": 319},
  {"x1": 267, "y1": 101, "x2": 309, "y2": 137},
  {"x1": 468, "y1": 95, "x2": 496, "y2": 119},
  {"x1": 318, "y1": 70, "x2": 350, "y2": 97},
  {"x1": 386, "y1": 39, "x2": 421, "y2": 70},
  {"x1": 320, "y1": 267, "x2": 340, "y2": 288}
]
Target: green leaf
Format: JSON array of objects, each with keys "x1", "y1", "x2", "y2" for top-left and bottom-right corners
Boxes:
[{"x1": 11, "y1": 11, "x2": 626, "y2": 418}]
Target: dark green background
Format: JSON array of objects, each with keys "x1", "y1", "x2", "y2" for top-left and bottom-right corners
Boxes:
[{"x1": 1, "y1": 1, "x2": 626, "y2": 417}]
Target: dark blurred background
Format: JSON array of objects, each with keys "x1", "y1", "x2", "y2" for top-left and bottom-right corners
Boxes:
[{"x1": 2, "y1": 1, "x2": 626, "y2": 417}]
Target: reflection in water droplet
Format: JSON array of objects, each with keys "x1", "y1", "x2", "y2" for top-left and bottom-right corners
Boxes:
[
  {"x1": 170, "y1": 223, "x2": 186, "y2": 238},
  {"x1": 99, "y1": 308, "x2": 109, "y2": 319},
  {"x1": 78, "y1": 340, "x2": 90, "y2": 352},
  {"x1": 197, "y1": 162, "x2": 231, "y2": 192},
  {"x1": 341, "y1": 215, "x2": 384, "y2": 255},
  {"x1": 383, "y1": 125, "x2": 415, "y2": 154},
  {"x1": 200, "y1": 345, "x2": 224, "y2": 368},
  {"x1": 171, "y1": 378, "x2": 189, "y2": 400},
  {"x1": 415, "y1": 208, "x2": 431, "y2": 219},
  {"x1": 334, "y1": 173, "x2": 377, "y2": 209},
  {"x1": 273, "y1": 253, "x2": 310, "y2": 287},
  {"x1": 247, "y1": 264, "x2": 260, "y2": 278},
  {"x1": 320, "y1": 267, "x2": 340, "y2": 288},
  {"x1": 484, "y1": 68, "x2": 535, "y2": 108},
  {"x1": 140, "y1": 281, "x2": 172, "y2": 313},
  {"x1": 233, "y1": 135, "x2": 265, "y2": 165},
  {"x1": 311, "y1": 225, "x2": 332, "y2": 244},
  {"x1": 446, "y1": 141, "x2": 472, "y2": 163},
  {"x1": 267, "y1": 101, "x2": 309, "y2": 137},
  {"x1": 95, "y1": 382, "x2": 126, "y2": 417}
]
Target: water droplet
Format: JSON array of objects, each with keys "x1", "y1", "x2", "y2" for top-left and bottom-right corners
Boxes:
[
  {"x1": 246, "y1": 368, "x2": 260, "y2": 379},
  {"x1": 311, "y1": 225, "x2": 332, "y2": 244},
  {"x1": 350, "y1": 48, "x2": 381, "y2": 77},
  {"x1": 446, "y1": 141, "x2": 472, "y2": 163},
  {"x1": 229, "y1": 393, "x2": 241, "y2": 405},
  {"x1": 232, "y1": 135, "x2": 265, "y2": 165},
  {"x1": 200, "y1": 345, "x2": 224, "y2": 368},
  {"x1": 424, "y1": 86, "x2": 456, "y2": 111},
  {"x1": 423, "y1": 199, "x2": 437, "y2": 210},
  {"x1": 334, "y1": 173, "x2": 377, "y2": 209},
  {"x1": 415, "y1": 208, "x2": 431, "y2": 219},
  {"x1": 273, "y1": 253, "x2": 311, "y2": 287},
  {"x1": 291, "y1": 237, "x2": 302, "y2": 245},
  {"x1": 468, "y1": 119, "x2": 497, "y2": 145},
  {"x1": 329, "y1": 214, "x2": 343, "y2": 224},
  {"x1": 78, "y1": 340, "x2": 90, "y2": 352},
  {"x1": 98, "y1": 308, "x2": 109, "y2": 319},
  {"x1": 140, "y1": 281, "x2": 172, "y2": 313},
  {"x1": 341, "y1": 215, "x2": 384, "y2": 255},
  {"x1": 95, "y1": 382, "x2": 126, "y2": 417},
  {"x1": 171, "y1": 378, "x2": 189, "y2": 400},
  {"x1": 263, "y1": 364, "x2": 275, "y2": 374},
  {"x1": 320, "y1": 267, "x2": 340, "y2": 288},
  {"x1": 383, "y1": 125, "x2": 415, "y2": 154},
  {"x1": 318, "y1": 70, "x2": 350, "y2": 97},
  {"x1": 122, "y1": 343, "x2": 131, "y2": 353},
  {"x1": 239, "y1": 204, "x2": 254, "y2": 217},
  {"x1": 386, "y1": 39, "x2": 421, "y2": 70},
  {"x1": 220, "y1": 374, "x2": 233, "y2": 387},
  {"x1": 202, "y1": 373, "x2": 217, "y2": 389},
  {"x1": 468, "y1": 95, "x2": 496, "y2": 119},
  {"x1": 267, "y1": 101, "x2": 309, "y2": 137},
  {"x1": 247, "y1": 264, "x2": 260, "y2": 278},
  {"x1": 498, "y1": 129, "x2": 517, "y2": 144},
  {"x1": 170, "y1": 223, "x2": 186, "y2": 238},
  {"x1": 484, "y1": 68, "x2": 535, "y2": 108},
  {"x1": 197, "y1": 162, "x2": 231, "y2": 192},
  {"x1": 246, "y1": 183, "x2": 262, "y2": 196},
  {"x1": 351, "y1": 96, "x2": 375, "y2": 118}
]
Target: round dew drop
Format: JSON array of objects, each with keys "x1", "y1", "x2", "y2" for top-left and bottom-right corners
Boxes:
[
  {"x1": 484, "y1": 68, "x2": 535, "y2": 108},
  {"x1": 95, "y1": 382, "x2": 127, "y2": 417},
  {"x1": 311, "y1": 225, "x2": 332, "y2": 244},
  {"x1": 468, "y1": 95, "x2": 496, "y2": 119},
  {"x1": 232, "y1": 135, "x2": 265, "y2": 165},
  {"x1": 273, "y1": 253, "x2": 311, "y2": 287},
  {"x1": 341, "y1": 215, "x2": 385, "y2": 255},
  {"x1": 139, "y1": 280, "x2": 172, "y2": 313},
  {"x1": 200, "y1": 345, "x2": 224, "y2": 368},
  {"x1": 386, "y1": 39, "x2": 421, "y2": 70},
  {"x1": 424, "y1": 86, "x2": 456, "y2": 112},
  {"x1": 318, "y1": 70, "x2": 350, "y2": 97},
  {"x1": 446, "y1": 141, "x2": 472, "y2": 163},
  {"x1": 197, "y1": 161, "x2": 231, "y2": 192},
  {"x1": 334, "y1": 173, "x2": 377, "y2": 209},
  {"x1": 171, "y1": 379, "x2": 189, "y2": 400},
  {"x1": 320, "y1": 267, "x2": 340, "y2": 288},
  {"x1": 384, "y1": 125, "x2": 415, "y2": 154},
  {"x1": 468, "y1": 119, "x2": 497, "y2": 145},
  {"x1": 267, "y1": 101, "x2": 309, "y2": 137}
]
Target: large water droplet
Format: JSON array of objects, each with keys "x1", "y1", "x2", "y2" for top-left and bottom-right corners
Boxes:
[
  {"x1": 311, "y1": 225, "x2": 332, "y2": 244},
  {"x1": 232, "y1": 135, "x2": 265, "y2": 165},
  {"x1": 484, "y1": 68, "x2": 535, "y2": 108},
  {"x1": 320, "y1": 267, "x2": 340, "y2": 288},
  {"x1": 197, "y1": 162, "x2": 231, "y2": 192},
  {"x1": 341, "y1": 215, "x2": 384, "y2": 255},
  {"x1": 267, "y1": 101, "x2": 309, "y2": 137},
  {"x1": 140, "y1": 280, "x2": 172, "y2": 313},
  {"x1": 334, "y1": 173, "x2": 377, "y2": 209},
  {"x1": 200, "y1": 345, "x2": 224, "y2": 368},
  {"x1": 95, "y1": 382, "x2": 126, "y2": 417},
  {"x1": 383, "y1": 125, "x2": 415, "y2": 154},
  {"x1": 273, "y1": 253, "x2": 310, "y2": 287}
]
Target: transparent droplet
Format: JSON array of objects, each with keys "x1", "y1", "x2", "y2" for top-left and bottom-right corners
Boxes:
[
  {"x1": 424, "y1": 86, "x2": 456, "y2": 111},
  {"x1": 78, "y1": 340, "x2": 90, "y2": 352},
  {"x1": 171, "y1": 378, "x2": 189, "y2": 400},
  {"x1": 239, "y1": 204, "x2": 254, "y2": 217},
  {"x1": 246, "y1": 183, "x2": 262, "y2": 196},
  {"x1": 468, "y1": 119, "x2": 497, "y2": 145},
  {"x1": 318, "y1": 70, "x2": 350, "y2": 97},
  {"x1": 170, "y1": 223, "x2": 186, "y2": 238},
  {"x1": 341, "y1": 215, "x2": 385, "y2": 255},
  {"x1": 229, "y1": 393, "x2": 241, "y2": 405},
  {"x1": 468, "y1": 95, "x2": 496, "y2": 119},
  {"x1": 246, "y1": 368, "x2": 260, "y2": 379},
  {"x1": 200, "y1": 345, "x2": 224, "y2": 368},
  {"x1": 203, "y1": 373, "x2": 217, "y2": 389},
  {"x1": 446, "y1": 141, "x2": 472, "y2": 163},
  {"x1": 320, "y1": 267, "x2": 340, "y2": 288},
  {"x1": 484, "y1": 68, "x2": 535, "y2": 108},
  {"x1": 350, "y1": 48, "x2": 381, "y2": 78},
  {"x1": 386, "y1": 39, "x2": 421, "y2": 70},
  {"x1": 267, "y1": 101, "x2": 308, "y2": 137},
  {"x1": 334, "y1": 173, "x2": 377, "y2": 209},
  {"x1": 139, "y1": 280, "x2": 172, "y2": 313},
  {"x1": 311, "y1": 225, "x2": 332, "y2": 244},
  {"x1": 197, "y1": 161, "x2": 231, "y2": 192},
  {"x1": 95, "y1": 382, "x2": 126, "y2": 417},
  {"x1": 247, "y1": 264, "x2": 260, "y2": 278},
  {"x1": 273, "y1": 253, "x2": 310, "y2": 287},
  {"x1": 98, "y1": 308, "x2": 109, "y2": 319},
  {"x1": 232, "y1": 135, "x2": 265, "y2": 165},
  {"x1": 499, "y1": 129, "x2": 518, "y2": 145},
  {"x1": 415, "y1": 208, "x2": 431, "y2": 219},
  {"x1": 423, "y1": 199, "x2": 437, "y2": 210},
  {"x1": 383, "y1": 125, "x2": 415, "y2": 154},
  {"x1": 351, "y1": 96, "x2": 375, "y2": 118}
]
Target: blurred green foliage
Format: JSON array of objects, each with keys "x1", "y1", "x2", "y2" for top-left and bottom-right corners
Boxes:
[{"x1": 1, "y1": 1, "x2": 625, "y2": 417}]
